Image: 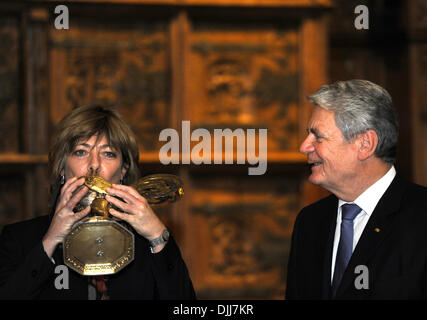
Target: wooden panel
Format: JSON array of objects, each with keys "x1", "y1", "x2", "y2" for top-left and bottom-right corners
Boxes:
[
  {"x1": 186, "y1": 21, "x2": 300, "y2": 152},
  {"x1": 187, "y1": 171, "x2": 301, "y2": 299},
  {"x1": 24, "y1": 8, "x2": 50, "y2": 154},
  {"x1": 0, "y1": 17, "x2": 20, "y2": 153},
  {"x1": 49, "y1": 17, "x2": 171, "y2": 152},
  {"x1": 299, "y1": 15, "x2": 331, "y2": 205}
]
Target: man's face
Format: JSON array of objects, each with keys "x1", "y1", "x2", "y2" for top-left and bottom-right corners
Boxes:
[
  {"x1": 299, "y1": 107, "x2": 360, "y2": 195},
  {"x1": 63, "y1": 134, "x2": 126, "y2": 184}
]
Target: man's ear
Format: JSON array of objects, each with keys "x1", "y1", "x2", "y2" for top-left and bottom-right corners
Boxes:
[{"x1": 357, "y1": 129, "x2": 378, "y2": 161}]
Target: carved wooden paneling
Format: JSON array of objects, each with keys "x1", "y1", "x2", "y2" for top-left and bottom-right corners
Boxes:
[
  {"x1": 0, "y1": 17, "x2": 20, "y2": 153},
  {"x1": 186, "y1": 22, "x2": 300, "y2": 152},
  {"x1": 49, "y1": 18, "x2": 171, "y2": 152},
  {"x1": 188, "y1": 172, "x2": 300, "y2": 299},
  {"x1": 0, "y1": 1, "x2": 333, "y2": 301}
]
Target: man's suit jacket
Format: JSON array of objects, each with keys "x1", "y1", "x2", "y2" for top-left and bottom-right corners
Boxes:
[
  {"x1": 0, "y1": 215, "x2": 196, "y2": 300},
  {"x1": 286, "y1": 174, "x2": 427, "y2": 299}
]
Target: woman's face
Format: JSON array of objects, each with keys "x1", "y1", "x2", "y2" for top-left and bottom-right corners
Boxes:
[{"x1": 63, "y1": 134, "x2": 127, "y2": 184}]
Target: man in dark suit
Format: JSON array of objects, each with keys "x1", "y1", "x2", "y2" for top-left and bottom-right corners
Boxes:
[{"x1": 286, "y1": 80, "x2": 427, "y2": 299}]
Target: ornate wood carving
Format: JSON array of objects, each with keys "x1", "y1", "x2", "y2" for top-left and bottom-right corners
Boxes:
[
  {"x1": 50, "y1": 20, "x2": 171, "y2": 152},
  {"x1": 0, "y1": 17, "x2": 20, "y2": 153},
  {"x1": 189, "y1": 173, "x2": 300, "y2": 299},
  {"x1": 187, "y1": 23, "x2": 300, "y2": 151}
]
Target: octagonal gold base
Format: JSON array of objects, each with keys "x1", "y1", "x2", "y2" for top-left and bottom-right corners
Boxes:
[{"x1": 63, "y1": 217, "x2": 134, "y2": 276}]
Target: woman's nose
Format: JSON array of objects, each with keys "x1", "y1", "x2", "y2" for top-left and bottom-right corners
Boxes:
[{"x1": 88, "y1": 153, "x2": 100, "y2": 175}]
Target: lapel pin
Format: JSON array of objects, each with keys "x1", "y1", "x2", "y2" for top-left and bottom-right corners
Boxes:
[{"x1": 374, "y1": 227, "x2": 381, "y2": 233}]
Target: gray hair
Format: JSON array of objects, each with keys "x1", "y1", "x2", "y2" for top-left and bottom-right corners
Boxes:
[{"x1": 307, "y1": 79, "x2": 399, "y2": 164}]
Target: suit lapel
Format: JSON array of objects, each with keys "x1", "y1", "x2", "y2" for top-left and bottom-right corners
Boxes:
[
  {"x1": 320, "y1": 195, "x2": 339, "y2": 299},
  {"x1": 335, "y1": 175, "x2": 406, "y2": 297}
]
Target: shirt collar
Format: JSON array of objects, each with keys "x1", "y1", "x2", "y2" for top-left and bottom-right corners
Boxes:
[{"x1": 338, "y1": 165, "x2": 396, "y2": 217}]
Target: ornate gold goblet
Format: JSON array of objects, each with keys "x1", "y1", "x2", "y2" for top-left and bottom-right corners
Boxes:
[{"x1": 63, "y1": 174, "x2": 183, "y2": 276}]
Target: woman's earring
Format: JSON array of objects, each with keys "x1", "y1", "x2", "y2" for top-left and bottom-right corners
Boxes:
[
  {"x1": 60, "y1": 175, "x2": 65, "y2": 185},
  {"x1": 119, "y1": 178, "x2": 123, "y2": 185}
]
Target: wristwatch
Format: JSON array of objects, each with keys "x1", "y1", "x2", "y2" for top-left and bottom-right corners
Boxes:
[{"x1": 149, "y1": 228, "x2": 170, "y2": 252}]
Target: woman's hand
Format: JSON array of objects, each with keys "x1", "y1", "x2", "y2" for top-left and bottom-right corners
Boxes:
[
  {"x1": 42, "y1": 176, "x2": 91, "y2": 258},
  {"x1": 106, "y1": 184, "x2": 166, "y2": 252}
]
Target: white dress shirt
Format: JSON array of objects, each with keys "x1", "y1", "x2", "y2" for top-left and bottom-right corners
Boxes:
[{"x1": 330, "y1": 165, "x2": 396, "y2": 283}]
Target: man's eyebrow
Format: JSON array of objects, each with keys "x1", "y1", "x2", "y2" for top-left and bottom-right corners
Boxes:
[{"x1": 307, "y1": 127, "x2": 321, "y2": 137}]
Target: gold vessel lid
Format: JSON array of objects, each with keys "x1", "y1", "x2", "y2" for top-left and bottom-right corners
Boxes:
[{"x1": 84, "y1": 176, "x2": 112, "y2": 194}]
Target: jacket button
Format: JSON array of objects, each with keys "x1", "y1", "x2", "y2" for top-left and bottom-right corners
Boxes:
[
  {"x1": 168, "y1": 264, "x2": 174, "y2": 270},
  {"x1": 31, "y1": 270, "x2": 38, "y2": 277}
]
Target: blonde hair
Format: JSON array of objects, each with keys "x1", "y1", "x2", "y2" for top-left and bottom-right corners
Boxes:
[{"x1": 48, "y1": 105, "x2": 140, "y2": 205}]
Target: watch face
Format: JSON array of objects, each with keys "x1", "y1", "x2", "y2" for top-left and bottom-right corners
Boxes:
[{"x1": 162, "y1": 229, "x2": 170, "y2": 241}]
